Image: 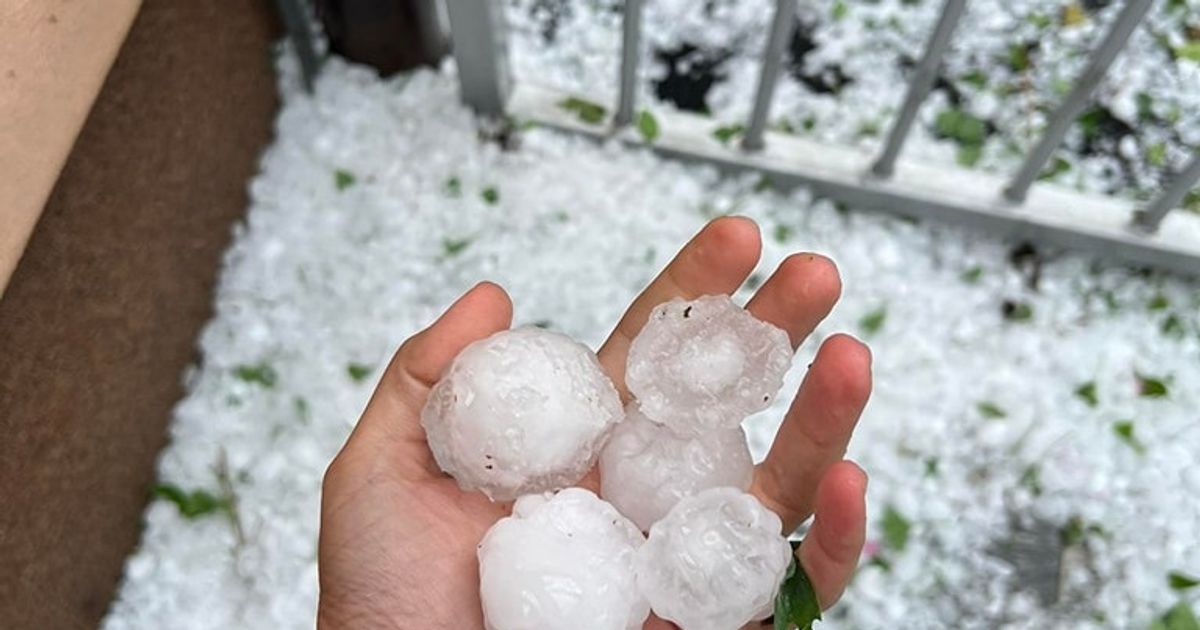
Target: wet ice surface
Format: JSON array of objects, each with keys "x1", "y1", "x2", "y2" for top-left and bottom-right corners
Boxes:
[
  {"x1": 422, "y1": 328, "x2": 622, "y2": 501},
  {"x1": 626, "y1": 295, "x2": 792, "y2": 436},
  {"x1": 478, "y1": 488, "x2": 649, "y2": 630},
  {"x1": 599, "y1": 402, "x2": 754, "y2": 532},
  {"x1": 636, "y1": 487, "x2": 792, "y2": 630}
]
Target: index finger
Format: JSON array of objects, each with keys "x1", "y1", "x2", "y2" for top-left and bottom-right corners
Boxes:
[{"x1": 597, "y1": 216, "x2": 762, "y2": 398}]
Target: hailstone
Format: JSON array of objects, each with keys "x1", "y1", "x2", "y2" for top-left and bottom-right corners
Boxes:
[
  {"x1": 478, "y1": 488, "x2": 650, "y2": 630},
  {"x1": 635, "y1": 487, "x2": 792, "y2": 630},
  {"x1": 599, "y1": 402, "x2": 754, "y2": 531},
  {"x1": 421, "y1": 327, "x2": 622, "y2": 501},
  {"x1": 625, "y1": 295, "x2": 791, "y2": 436}
]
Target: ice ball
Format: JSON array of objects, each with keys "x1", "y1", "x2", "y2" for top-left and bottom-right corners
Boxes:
[
  {"x1": 599, "y1": 402, "x2": 754, "y2": 531},
  {"x1": 421, "y1": 327, "x2": 622, "y2": 501},
  {"x1": 635, "y1": 487, "x2": 792, "y2": 630},
  {"x1": 478, "y1": 488, "x2": 650, "y2": 630},
  {"x1": 626, "y1": 295, "x2": 791, "y2": 435}
]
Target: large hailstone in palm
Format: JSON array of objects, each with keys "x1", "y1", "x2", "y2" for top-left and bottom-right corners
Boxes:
[
  {"x1": 478, "y1": 488, "x2": 650, "y2": 630},
  {"x1": 626, "y1": 295, "x2": 791, "y2": 436},
  {"x1": 421, "y1": 327, "x2": 622, "y2": 501},
  {"x1": 599, "y1": 402, "x2": 754, "y2": 531},
  {"x1": 635, "y1": 487, "x2": 792, "y2": 630}
]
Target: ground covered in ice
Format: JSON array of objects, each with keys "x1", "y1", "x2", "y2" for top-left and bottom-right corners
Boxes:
[{"x1": 105, "y1": 2, "x2": 1200, "y2": 628}]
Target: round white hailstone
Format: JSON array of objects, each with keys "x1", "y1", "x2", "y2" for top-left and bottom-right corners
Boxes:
[
  {"x1": 599, "y1": 403, "x2": 754, "y2": 531},
  {"x1": 635, "y1": 487, "x2": 792, "y2": 630},
  {"x1": 421, "y1": 327, "x2": 622, "y2": 501},
  {"x1": 625, "y1": 295, "x2": 791, "y2": 436},
  {"x1": 478, "y1": 488, "x2": 650, "y2": 630}
]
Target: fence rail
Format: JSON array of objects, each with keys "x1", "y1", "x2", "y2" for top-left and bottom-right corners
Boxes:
[{"x1": 278, "y1": 0, "x2": 1200, "y2": 276}]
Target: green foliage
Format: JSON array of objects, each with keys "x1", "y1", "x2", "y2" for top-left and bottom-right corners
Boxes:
[
  {"x1": 832, "y1": 0, "x2": 848, "y2": 21},
  {"x1": 774, "y1": 543, "x2": 822, "y2": 630},
  {"x1": 1150, "y1": 602, "x2": 1200, "y2": 630},
  {"x1": 1038, "y1": 157, "x2": 1071, "y2": 181},
  {"x1": 1148, "y1": 143, "x2": 1169, "y2": 168},
  {"x1": 960, "y1": 70, "x2": 988, "y2": 90},
  {"x1": 961, "y1": 265, "x2": 983, "y2": 283},
  {"x1": 234, "y1": 363, "x2": 277, "y2": 388},
  {"x1": 1020, "y1": 465, "x2": 1043, "y2": 496},
  {"x1": 712, "y1": 123, "x2": 746, "y2": 145},
  {"x1": 1169, "y1": 572, "x2": 1200, "y2": 591},
  {"x1": 442, "y1": 237, "x2": 472, "y2": 257},
  {"x1": 977, "y1": 401, "x2": 1007, "y2": 419},
  {"x1": 882, "y1": 506, "x2": 911, "y2": 552},
  {"x1": 1075, "y1": 381, "x2": 1098, "y2": 408},
  {"x1": 935, "y1": 109, "x2": 988, "y2": 167},
  {"x1": 153, "y1": 484, "x2": 228, "y2": 519},
  {"x1": 1137, "y1": 373, "x2": 1169, "y2": 398},
  {"x1": 774, "y1": 224, "x2": 793, "y2": 244},
  {"x1": 1008, "y1": 43, "x2": 1032, "y2": 72},
  {"x1": 1174, "y1": 42, "x2": 1200, "y2": 63},
  {"x1": 334, "y1": 169, "x2": 356, "y2": 191},
  {"x1": 558, "y1": 97, "x2": 607, "y2": 124},
  {"x1": 637, "y1": 110, "x2": 660, "y2": 142},
  {"x1": 444, "y1": 176, "x2": 462, "y2": 197},
  {"x1": 1112, "y1": 421, "x2": 1146, "y2": 454},
  {"x1": 347, "y1": 363, "x2": 372, "y2": 383},
  {"x1": 481, "y1": 187, "x2": 500, "y2": 205},
  {"x1": 859, "y1": 306, "x2": 887, "y2": 336},
  {"x1": 1004, "y1": 301, "x2": 1034, "y2": 322},
  {"x1": 1148, "y1": 294, "x2": 1170, "y2": 311},
  {"x1": 1162, "y1": 314, "x2": 1186, "y2": 339}
]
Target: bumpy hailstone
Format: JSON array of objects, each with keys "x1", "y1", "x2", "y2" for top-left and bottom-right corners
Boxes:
[
  {"x1": 599, "y1": 402, "x2": 754, "y2": 531},
  {"x1": 478, "y1": 488, "x2": 650, "y2": 630},
  {"x1": 421, "y1": 327, "x2": 622, "y2": 501},
  {"x1": 625, "y1": 295, "x2": 791, "y2": 435},
  {"x1": 635, "y1": 487, "x2": 792, "y2": 630}
]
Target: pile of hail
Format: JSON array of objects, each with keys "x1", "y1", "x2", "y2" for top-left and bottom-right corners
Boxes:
[{"x1": 422, "y1": 295, "x2": 813, "y2": 630}]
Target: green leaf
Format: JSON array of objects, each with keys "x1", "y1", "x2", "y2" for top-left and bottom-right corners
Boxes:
[
  {"x1": 1061, "y1": 2, "x2": 1085, "y2": 26},
  {"x1": 1075, "y1": 381, "x2": 1098, "y2": 408},
  {"x1": 558, "y1": 97, "x2": 607, "y2": 124},
  {"x1": 347, "y1": 363, "x2": 372, "y2": 383},
  {"x1": 1003, "y1": 300, "x2": 1033, "y2": 322},
  {"x1": 444, "y1": 176, "x2": 462, "y2": 197},
  {"x1": 882, "y1": 505, "x2": 911, "y2": 552},
  {"x1": 153, "y1": 483, "x2": 228, "y2": 519},
  {"x1": 961, "y1": 265, "x2": 983, "y2": 283},
  {"x1": 1112, "y1": 421, "x2": 1146, "y2": 454},
  {"x1": 1175, "y1": 42, "x2": 1200, "y2": 63},
  {"x1": 1162, "y1": 314, "x2": 1186, "y2": 339},
  {"x1": 334, "y1": 169, "x2": 356, "y2": 191},
  {"x1": 1038, "y1": 157, "x2": 1071, "y2": 181},
  {"x1": 960, "y1": 70, "x2": 988, "y2": 90},
  {"x1": 481, "y1": 187, "x2": 500, "y2": 205},
  {"x1": 774, "y1": 549, "x2": 822, "y2": 630},
  {"x1": 859, "y1": 306, "x2": 887, "y2": 336},
  {"x1": 977, "y1": 401, "x2": 1007, "y2": 419},
  {"x1": 1137, "y1": 373, "x2": 1169, "y2": 398},
  {"x1": 935, "y1": 109, "x2": 987, "y2": 146},
  {"x1": 1150, "y1": 602, "x2": 1200, "y2": 630},
  {"x1": 637, "y1": 110, "x2": 660, "y2": 143},
  {"x1": 1148, "y1": 294, "x2": 1170, "y2": 311},
  {"x1": 1008, "y1": 43, "x2": 1032, "y2": 72},
  {"x1": 234, "y1": 363, "x2": 277, "y2": 388},
  {"x1": 1148, "y1": 143, "x2": 1168, "y2": 168},
  {"x1": 773, "y1": 224, "x2": 793, "y2": 244},
  {"x1": 831, "y1": 0, "x2": 848, "y2": 21},
  {"x1": 712, "y1": 123, "x2": 745, "y2": 145},
  {"x1": 1019, "y1": 465, "x2": 1043, "y2": 496},
  {"x1": 1169, "y1": 571, "x2": 1200, "y2": 591},
  {"x1": 442, "y1": 237, "x2": 472, "y2": 257},
  {"x1": 924, "y1": 457, "x2": 940, "y2": 478},
  {"x1": 956, "y1": 144, "x2": 983, "y2": 167}
]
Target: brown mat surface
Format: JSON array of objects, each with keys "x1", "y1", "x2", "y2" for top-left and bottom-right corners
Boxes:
[{"x1": 0, "y1": 3, "x2": 280, "y2": 628}]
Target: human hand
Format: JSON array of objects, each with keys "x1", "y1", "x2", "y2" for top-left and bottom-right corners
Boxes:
[{"x1": 317, "y1": 216, "x2": 873, "y2": 629}]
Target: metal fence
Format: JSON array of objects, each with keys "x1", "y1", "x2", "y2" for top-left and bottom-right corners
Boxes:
[{"x1": 280, "y1": 0, "x2": 1200, "y2": 276}]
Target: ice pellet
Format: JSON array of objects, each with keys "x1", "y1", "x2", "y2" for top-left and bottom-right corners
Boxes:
[
  {"x1": 625, "y1": 295, "x2": 791, "y2": 435},
  {"x1": 421, "y1": 327, "x2": 623, "y2": 501},
  {"x1": 635, "y1": 487, "x2": 792, "y2": 630},
  {"x1": 599, "y1": 402, "x2": 754, "y2": 531},
  {"x1": 478, "y1": 488, "x2": 650, "y2": 630}
]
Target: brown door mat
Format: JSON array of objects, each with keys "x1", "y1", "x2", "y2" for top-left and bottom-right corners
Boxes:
[{"x1": 0, "y1": 3, "x2": 281, "y2": 629}]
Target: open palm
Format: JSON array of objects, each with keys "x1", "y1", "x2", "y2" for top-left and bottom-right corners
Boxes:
[{"x1": 318, "y1": 217, "x2": 873, "y2": 629}]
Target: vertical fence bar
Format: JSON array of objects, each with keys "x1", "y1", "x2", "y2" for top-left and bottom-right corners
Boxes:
[
  {"x1": 871, "y1": 0, "x2": 967, "y2": 178},
  {"x1": 445, "y1": 0, "x2": 512, "y2": 116},
  {"x1": 614, "y1": 0, "x2": 645, "y2": 127},
  {"x1": 1133, "y1": 153, "x2": 1200, "y2": 233},
  {"x1": 1003, "y1": 0, "x2": 1153, "y2": 203},
  {"x1": 742, "y1": 0, "x2": 798, "y2": 151},
  {"x1": 275, "y1": 0, "x2": 323, "y2": 92}
]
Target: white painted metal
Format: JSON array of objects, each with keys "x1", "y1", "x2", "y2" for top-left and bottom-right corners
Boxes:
[
  {"x1": 512, "y1": 82, "x2": 1200, "y2": 276},
  {"x1": 445, "y1": 0, "x2": 511, "y2": 116},
  {"x1": 742, "y1": 0, "x2": 798, "y2": 152},
  {"x1": 614, "y1": 0, "x2": 644, "y2": 127}
]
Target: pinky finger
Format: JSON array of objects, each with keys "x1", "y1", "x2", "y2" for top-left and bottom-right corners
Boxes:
[{"x1": 796, "y1": 461, "x2": 868, "y2": 610}]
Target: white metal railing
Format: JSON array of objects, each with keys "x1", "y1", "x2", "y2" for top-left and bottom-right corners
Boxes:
[{"x1": 279, "y1": 0, "x2": 1200, "y2": 276}]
